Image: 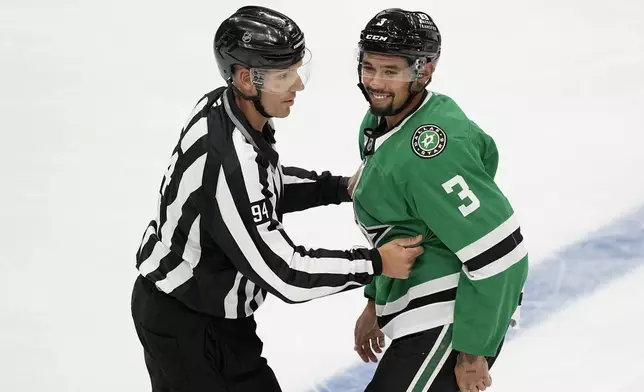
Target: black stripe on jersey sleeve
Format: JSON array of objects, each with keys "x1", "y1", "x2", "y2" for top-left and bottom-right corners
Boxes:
[
  {"x1": 377, "y1": 288, "x2": 458, "y2": 329},
  {"x1": 465, "y1": 228, "x2": 524, "y2": 272}
]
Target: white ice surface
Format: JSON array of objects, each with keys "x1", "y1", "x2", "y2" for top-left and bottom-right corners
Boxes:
[{"x1": 490, "y1": 264, "x2": 644, "y2": 392}]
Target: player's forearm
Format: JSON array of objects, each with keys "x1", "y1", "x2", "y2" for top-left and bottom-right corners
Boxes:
[{"x1": 452, "y1": 258, "x2": 528, "y2": 356}]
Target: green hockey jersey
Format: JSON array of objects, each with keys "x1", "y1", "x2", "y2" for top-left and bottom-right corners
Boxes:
[{"x1": 352, "y1": 91, "x2": 528, "y2": 357}]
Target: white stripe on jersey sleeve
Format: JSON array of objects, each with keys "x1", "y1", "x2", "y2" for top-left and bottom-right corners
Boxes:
[
  {"x1": 381, "y1": 301, "x2": 455, "y2": 341},
  {"x1": 463, "y1": 242, "x2": 528, "y2": 281},
  {"x1": 455, "y1": 213, "x2": 521, "y2": 262}
]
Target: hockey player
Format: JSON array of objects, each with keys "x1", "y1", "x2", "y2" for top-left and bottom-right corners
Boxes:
[
  {"x1": 130, "y1": 6, "x2": 425, "y2": 392},
  {"x1": 350, "y1": 9, "x2": 529, "y2": 392}
]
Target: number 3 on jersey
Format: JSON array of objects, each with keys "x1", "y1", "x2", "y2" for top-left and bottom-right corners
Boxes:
[{"x1": 442, "y1": 175, "x2": 480, "y2": 217}]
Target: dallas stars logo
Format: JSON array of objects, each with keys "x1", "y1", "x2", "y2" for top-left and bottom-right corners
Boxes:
[{"x1": 411, "y1": 124, "x2": 447, "y2": 159}]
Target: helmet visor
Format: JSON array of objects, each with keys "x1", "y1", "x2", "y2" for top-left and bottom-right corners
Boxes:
[
  {"x1": 250, "y1": 48, "x2": 312, "y2": 93},
  {"x1": 357, "y1": 49, "x2": 425, "y2": 83}
]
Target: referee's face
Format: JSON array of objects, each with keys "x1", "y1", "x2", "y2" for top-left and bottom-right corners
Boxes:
[
  {"x1": 233, "y1": 63, "x2": 305, "y2": 118},
  {"x1": 258, "y1": 62, "x2": 306, "y2": 118}
]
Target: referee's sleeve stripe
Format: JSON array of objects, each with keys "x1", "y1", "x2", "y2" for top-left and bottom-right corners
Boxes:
[{"x1": 215, "y1": 164, "x2": 365, "y2": 303}]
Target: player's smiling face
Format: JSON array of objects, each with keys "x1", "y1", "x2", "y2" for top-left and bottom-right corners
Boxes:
[{"x1": 360, "y1": 52, "x2": 413, "y2": 115}]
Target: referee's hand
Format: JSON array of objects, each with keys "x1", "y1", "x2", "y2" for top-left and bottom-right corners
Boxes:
[{"x1": 378, "y1": 235, "x2": 424, "y2": 279}]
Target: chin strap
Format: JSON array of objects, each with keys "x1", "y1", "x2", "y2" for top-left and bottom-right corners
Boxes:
[{"x1": 228, "y1": 79, "x2": 273, "y2": 118}]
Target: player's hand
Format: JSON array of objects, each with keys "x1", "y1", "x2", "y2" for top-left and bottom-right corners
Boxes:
[
  {"x1": 378, "y1": 235, "x2": 424, "y2": 279},
  {"x1": 354, "y1": 300, "x2": 385, "y2": 363},
  {"x1": 455, "y1": 352, "x2": 492, "y2": 392}
]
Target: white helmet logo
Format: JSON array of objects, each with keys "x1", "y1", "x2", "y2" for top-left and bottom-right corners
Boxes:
[{"x1": 242, "y1": 32, "x2": 252, "y2": 43}]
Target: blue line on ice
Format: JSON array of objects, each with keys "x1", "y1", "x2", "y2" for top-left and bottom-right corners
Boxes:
[{"x1": 313, "y1": 205, "x2": 644, "y2": 392}]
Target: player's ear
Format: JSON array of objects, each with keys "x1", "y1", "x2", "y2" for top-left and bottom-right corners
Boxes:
[
  {"x1": 418, "y1": 62, "x2": 435, "y2": 84},
  {"x1": 411, "y1": 62, "x2": 434, "y2": 93}
]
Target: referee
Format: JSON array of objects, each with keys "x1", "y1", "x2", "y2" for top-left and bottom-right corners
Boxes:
[{"x1": 130, "y1": 6, "x2": 424, "y2": 392}]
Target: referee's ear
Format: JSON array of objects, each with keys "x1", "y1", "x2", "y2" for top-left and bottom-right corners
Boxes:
[{"x1": 232, "y1": 65, "x2": 258, "y2": 97}]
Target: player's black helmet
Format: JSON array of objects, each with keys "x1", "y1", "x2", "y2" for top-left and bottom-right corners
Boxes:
[
  {"x1": 357, "y1": 9, "x2": 442, "y2": 116},
  {"x1": 213, "y1": 6, "x2": 310, "y2": 118},
  {"x1": 358, "y1": 8, "x2": 441, "y2": 65}
]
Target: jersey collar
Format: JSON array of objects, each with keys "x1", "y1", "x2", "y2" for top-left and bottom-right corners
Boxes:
[{"x1": 223, "y1": 87, "x2": 279, "y2": 167}]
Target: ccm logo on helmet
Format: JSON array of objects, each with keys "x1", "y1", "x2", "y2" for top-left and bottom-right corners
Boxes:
[{"x1": 366, "y1": 34, "x2": 387, "y2": 41}]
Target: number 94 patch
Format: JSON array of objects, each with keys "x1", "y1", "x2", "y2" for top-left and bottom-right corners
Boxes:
[
  {"x1": 411, "y1": 124, "x2": 447, "y2": 159},
  {"x1": 250, "y1": 199, "x2": 271, "y2": 225}
]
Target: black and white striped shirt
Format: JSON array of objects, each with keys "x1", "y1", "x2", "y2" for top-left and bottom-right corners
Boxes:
[{"x1": 135, "y1": 86, "x2": 383, "y2": 318}]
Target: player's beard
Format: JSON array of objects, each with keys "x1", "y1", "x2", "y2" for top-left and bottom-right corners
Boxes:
[{"x1": 367, "y1": 88, "x2": 405, "y2": 116}]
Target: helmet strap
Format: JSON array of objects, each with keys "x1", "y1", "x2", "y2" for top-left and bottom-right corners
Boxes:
[
  {"x1": 252, "y1": 90, "x2": 273, "y2": 119},
  {"x1": 388, "y1": 76, "x2": 431, "y2": 116},
  {"x1": 228, "y1": 79, "x2": 274, "y2": 119}
]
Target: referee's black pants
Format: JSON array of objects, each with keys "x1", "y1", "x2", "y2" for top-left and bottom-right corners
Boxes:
[{"x1": 130, "y1": 275, "x2": 282, "y2": 392}]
